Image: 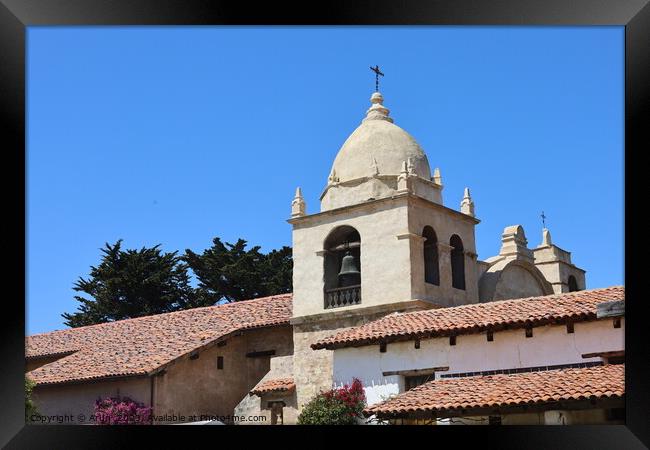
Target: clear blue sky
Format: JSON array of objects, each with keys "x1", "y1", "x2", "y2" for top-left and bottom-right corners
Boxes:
[{"x1": 27, "y1": 26, "x2": 624, "y2": 335}]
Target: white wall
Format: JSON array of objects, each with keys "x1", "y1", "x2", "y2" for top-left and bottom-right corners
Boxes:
[{"x1": 332, "y1": 318, "x2": 624, "y2": 406}]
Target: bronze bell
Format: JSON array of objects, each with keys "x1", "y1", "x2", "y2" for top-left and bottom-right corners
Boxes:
[{"x1": 338, "y1": 250, "x2": 360, "y2": 287}]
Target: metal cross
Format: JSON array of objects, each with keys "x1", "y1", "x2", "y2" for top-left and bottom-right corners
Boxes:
[
  {"x1": 541, "y1": 211, "x2": 547, "y2": 228},
  {"x1": 370, "y1": 65, "x2": 384, "y2": 92}
]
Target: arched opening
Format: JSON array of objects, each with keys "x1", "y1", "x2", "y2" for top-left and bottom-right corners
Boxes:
[
  {"x1": 450, "y1": 234, "x2": 465, "y2": 290},
  {"x1": 422, "y1": 226, "x2": 440, "y2": 286},
  {"x1": 568, "y1": 275, "x2": 580, "y2": 292},
  {"x1": 323, "y1": 225, "x2": 361, "y2": 309}
]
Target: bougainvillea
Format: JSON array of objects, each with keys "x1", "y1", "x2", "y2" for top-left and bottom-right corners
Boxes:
[
  {"x1": 298, "y1": 378, "x2": 366, "y2": 425},
  {"x1": 93, "y1": 396, "x2": 153, "y2": 425}
]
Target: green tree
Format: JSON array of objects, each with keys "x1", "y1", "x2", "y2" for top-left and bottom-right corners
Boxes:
[
  {"x1": 62, "y1": 240, "x2": 196, "y2": 327},
  {"x1": 25, "y1": 376, "x2": 38, "y2": 422},
  {"x1": 184, "y1": 238, "x2": 292, "y2": 304}
]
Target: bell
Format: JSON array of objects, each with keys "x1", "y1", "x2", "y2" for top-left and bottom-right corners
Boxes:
[
  {"x1": 338, "y1": 250, "x2": 360, "y2": 287},
  {"x1": 338, "y1": 251, "x2": 360, "y2": 276}
]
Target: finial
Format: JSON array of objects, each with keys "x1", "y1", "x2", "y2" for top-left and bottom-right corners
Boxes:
[
  {"x1": 460, "y1": 187, "x2": 475, "y2": 217},
  {"x1": 291, "y1": 187, "x2": 306, "y2": 217},
  {"x1": 370, "y1": 65, "x2": 384, "y2": 92},
  {"x1": 541, "y1": 228, "x2": 552, "y2": 246},
  {"x1": 397, "y1": 159, "x2": 409, "y2": 192},
  {"x1": 407, "y1": 158, "x2": 415, "y2": 175},
  {"x1": 433, "y1": 167, "x2": 442, "y2": 185},
  {"x1": 370, "y1": 156, "x2": 380, "y2": 176},
  {"x1": 364, "y1": 92, "x2": 393, "y2": 123},
  {"x1": 541, "y1": 211, "x2": 547, "y2": 229},
  {"x1": 328, "y1": 168, "x2": 339, "y2": 184}
]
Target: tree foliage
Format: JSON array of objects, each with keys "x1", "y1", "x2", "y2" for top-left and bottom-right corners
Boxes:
[
  {"x1": 183, "y1": 238, "x2": 292, "y2": 304},
  {"x1": 62, "y1": 240, "x2": 196, "y2": 327},
  {"x1": 25, "y1": 376, "x2": 38, "y2": 422},
  {"x1": 297, "y1": 378, "x2": 366, "y2": 425},
  {"x1": 61, "y1": 237, "x2": 293, "y2": 327}
]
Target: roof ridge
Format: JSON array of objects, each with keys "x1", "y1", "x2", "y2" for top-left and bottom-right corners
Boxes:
[
  {"x1": 398, "y1": 285, "x2": 625, "y2": 318},
  {"x1": 27, "y1": 293, "x2": 293, "y2": 338}
]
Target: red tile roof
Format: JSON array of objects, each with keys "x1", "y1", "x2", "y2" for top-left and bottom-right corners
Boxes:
[
  {"x1": 250, "y1": 377, "x2": 296, "y2": 396},
  {"x1": 26, "y1": 294, "x2": 292, "y2": 385},
  {"x1": 365, "y1": 364, "x2": 625, "y2": 418},
  {"x1": 312, "y1": 286, "x2": 624, "y2": 350}
]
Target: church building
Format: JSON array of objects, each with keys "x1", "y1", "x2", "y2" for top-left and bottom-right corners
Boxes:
[{"x1": 25, "y1": 88, "x2": 623, "y2": 425}]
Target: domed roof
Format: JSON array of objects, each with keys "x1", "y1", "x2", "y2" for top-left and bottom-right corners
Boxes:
[{"x1": 328, "y1": 92, "x2": 431, "y2": 183}]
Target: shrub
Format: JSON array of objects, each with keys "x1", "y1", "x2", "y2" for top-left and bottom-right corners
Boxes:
[
  {"x1": 93, "y1": 396, "x2": 153, "y2": 425},
  {"x1": 298, "y1": 378, "x2": 366, "y2": 425},
  {"x1": 25, "y1": 377, "x2": 38, "y2": 422}
]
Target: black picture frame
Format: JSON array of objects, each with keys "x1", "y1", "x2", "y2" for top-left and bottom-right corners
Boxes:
[{"x1": 1, "y1": 0, "x2": 647, "y2": 447}]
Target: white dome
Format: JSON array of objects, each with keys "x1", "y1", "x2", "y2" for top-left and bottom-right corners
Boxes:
[{"x1": 328, "y1": 92, "x2": 431, "y2": 183}]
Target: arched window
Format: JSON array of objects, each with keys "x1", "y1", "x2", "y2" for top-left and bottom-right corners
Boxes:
[
  {"x1": 422, "y1": 226, "x2": 440, "y2": 286},
  {"x1": 568, "y1": 275, "x2": 580, "y2": 292},
  {"x1": 450, "y1": 234, "x2": 465, "y2": 290},
  {"x1": 323, "y1": 226, "x2": 361, "y2": 309}
]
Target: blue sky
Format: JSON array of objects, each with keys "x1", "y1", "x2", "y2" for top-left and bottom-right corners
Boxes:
[{"x1": 27, "y1": 26, "x2": 624, "y2": 334}]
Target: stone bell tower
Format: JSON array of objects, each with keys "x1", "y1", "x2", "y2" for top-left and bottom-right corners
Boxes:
[{"x1": 288, "y1": 90, "x2": 481, "y2": 407}]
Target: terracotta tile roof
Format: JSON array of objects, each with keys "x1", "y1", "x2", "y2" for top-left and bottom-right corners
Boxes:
[
  {"x1": 25, "y1": 294, "x2": 292, "y2": 385},
  {"x1": 312, "y1": 286, "x2": 624, "y2": 350},
  {"x1": 250, "y1": 377, "x2": 296, "y2": 396},
  {"x1": 365, "y1": 364, "x2": 625, "y2": 418}
]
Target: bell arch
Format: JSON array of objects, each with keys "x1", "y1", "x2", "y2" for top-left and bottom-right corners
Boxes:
[
  {"x1": 323, "y1": 225, "x2": 361, "y2": 309},
  {"x1": 450, "y1": 234, "x2": 465, "y2": 290},
  {"x1": 422, "y1": 226, "x2": 440, "y2": 286},
  {"x1": 568, "y1": 275, "x2": 580, "y2": 292}
]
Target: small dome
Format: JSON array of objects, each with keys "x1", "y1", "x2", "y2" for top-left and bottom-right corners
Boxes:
[{"x1": 328, "y1": 93, "x2": 431, "y2": 183}]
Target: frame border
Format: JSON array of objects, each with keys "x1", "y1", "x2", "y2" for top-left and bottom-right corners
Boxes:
[{"x1": 1, "y1": 0, "x2": 647, "y2": 447}]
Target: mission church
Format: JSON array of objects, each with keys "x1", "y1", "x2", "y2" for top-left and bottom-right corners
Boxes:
[{"x1": 26, "y1": 80, "x2": 624, "y2": 425}]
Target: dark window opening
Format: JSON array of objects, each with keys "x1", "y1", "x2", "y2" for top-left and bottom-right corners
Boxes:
[
  {"x1": 566, "y1": 322, "x2": 574, "y2": 334},
  {"x1": 607, "y1": 355, "x2": 625, "y2": 365},
  {"x1": 217, "y1": 356, "x2": 224, "y2": 370},
  {"x1": 450, "y1": 235, "x2": 465, "y2": 290},
  {"x1": 525, "y1": 327, "x2": 533, "y2": 338},
  {"x1": 487, "y1": 331, "x2": 494, "y2": 342},
  {"x1": 568, "y1": 275, "x2": 580, "y2": 292},
  {"x1": 379, "y1": 342, "x2": 387, "y2": 353},
  {"x1": 449, "y1": 335, "x2": 457, "y2": 346},
  {"x1": 422, "y1": 226, "x2": 440, "y2": 285},
  {"x1": 488, "y1": 415, "x2": 502, "y2": 425},
  {"x1": 405, "y1": 373, "x2": 434, "y2": 391},
  {"x1": 323, "y1": 226, "x2": 362, "y2": 309},
  {"x1": 606, "y1": 408, "x2": 625, "y2": 422},
  {"x1": 613, "y1": 318, "x2": 621, "y2": 328},
  {"x1": 414, "y1": 339, "x2": 420, "y2": 349}
]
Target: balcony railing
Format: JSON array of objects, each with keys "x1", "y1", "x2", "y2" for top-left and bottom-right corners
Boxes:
[{"x1": 324, "y1": 285, "x2": 361, "y2": 309}]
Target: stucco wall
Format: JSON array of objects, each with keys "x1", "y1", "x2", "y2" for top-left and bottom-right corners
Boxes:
[
  {"x1": 153, "y1": 325, "x2": 293, "y2": 424},
  {"x1": 332, "y1": 318, "x2": 624, "y2": 406},
  {"x1": 292, "y1": 195, "x2": 480, "y2": 319},
  {"x1": 292, "y1": 198, "x2": 413, "y2": 318},
  {"x1": 31, "y1": 377, "x2": 151, "y2": 424}
]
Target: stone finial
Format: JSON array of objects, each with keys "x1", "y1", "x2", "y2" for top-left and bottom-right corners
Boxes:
[
  {"x1": 499, "y1": 225, "x2": 534, "y2": 262},
  {"x1": 397, "y1": 159, "x2": 409, "y2": 191},
  {"x1": 541, "y1": 228, "x2": 552, "y2": 246},
  {"x1": 460, "y1": 187, "x2": 475, "y2": 217},
  {"x1": 370, "y1": 156, "x2": 380, "y2": 176},
  {"x1": 433, "y1": 167, "x2": 442, "y2": 185},
  {"x1": 406, "y1": 158, "x2": 415, "y2": 175},
  {"x1": 328, "y1": 168, "x2": 339, "y2": 184},
  {"x1": 291, "y1": 187, "x2": 306, "y2": 217},
  {"x1": 363, "y1": 92, "x2": 394, "y2": 123}
]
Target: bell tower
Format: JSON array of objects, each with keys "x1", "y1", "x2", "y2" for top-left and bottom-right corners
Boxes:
[{"x1": 288, "y1": 90, "x2": 481, "y2": 407}]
